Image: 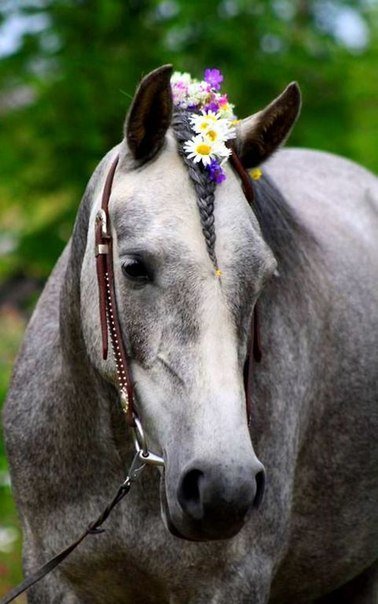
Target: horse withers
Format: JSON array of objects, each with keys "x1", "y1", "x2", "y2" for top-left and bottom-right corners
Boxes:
[{"x1": 3, "y1": 66, "x2": 378, "y2": 603}]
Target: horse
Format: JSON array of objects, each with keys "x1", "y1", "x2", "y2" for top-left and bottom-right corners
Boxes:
[{"x1": 3, "y1": 65, "x2": 378, "y2": 603}]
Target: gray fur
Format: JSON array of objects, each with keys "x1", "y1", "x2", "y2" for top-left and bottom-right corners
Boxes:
[{"x1": 3, "y1": 129, "x2": 378, "y2": 604}]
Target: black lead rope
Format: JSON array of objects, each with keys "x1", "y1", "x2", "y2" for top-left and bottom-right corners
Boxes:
[
  {"x1": 0, "y1": 445, "x2": 154, "y2": 604},
  {"x1": 1, "y1": 482, "x2": 131, "y2": 604}
]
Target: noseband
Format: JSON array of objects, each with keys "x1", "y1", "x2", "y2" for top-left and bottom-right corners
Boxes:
[{"x1": 95, "y1": 149, "x2": 261, "y2": 437}]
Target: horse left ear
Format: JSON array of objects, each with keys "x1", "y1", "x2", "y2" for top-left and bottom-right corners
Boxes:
[
  {"x1": 235, "y1": 82, "x2": 301, "y2": 168},
  {"x1": 125, "y1": 64, "x2": 173, "y2": 161}
]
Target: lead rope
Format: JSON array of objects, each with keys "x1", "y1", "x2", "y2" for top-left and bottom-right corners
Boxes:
[
  {"x1": 0, "y1": 446, "x2": 149, "y2": 604},
  {"x1": 1, "y1": 150, "x2": 261, "y2": 603}
]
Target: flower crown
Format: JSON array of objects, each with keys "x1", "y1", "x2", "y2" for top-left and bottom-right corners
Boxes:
[{"x1": 171, "y1": 68, "x2": 238, "y2": 184}]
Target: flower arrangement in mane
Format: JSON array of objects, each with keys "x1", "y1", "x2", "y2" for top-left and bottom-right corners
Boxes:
[{"x1": 171, "y1": 68, "x2": 238, "y2": 184}]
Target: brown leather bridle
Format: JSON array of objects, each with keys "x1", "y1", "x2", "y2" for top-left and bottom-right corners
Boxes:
[
  {"x1": 95, "y1": 155, "x2": 136, "y2": 427},
  {"x1": 94, "y1": 148, "x2": 261, "y2": 429}
]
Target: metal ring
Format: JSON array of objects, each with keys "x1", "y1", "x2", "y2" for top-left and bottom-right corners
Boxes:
[{"x1": 131, "y1": 416, "x2": 148, "y2": 457}]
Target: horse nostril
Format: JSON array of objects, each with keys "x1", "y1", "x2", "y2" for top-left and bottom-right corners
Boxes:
[
  {"x1": 253, "y1": 469, "x2": 266, "y2": 509},
  {"x1": 178, "y1": 469, "x2": 204, "y2": 520}
]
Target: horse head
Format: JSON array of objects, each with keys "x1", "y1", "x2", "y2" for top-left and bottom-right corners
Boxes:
[{"x1": 80, "y1": 65, "x2": 301, "y2": 541}]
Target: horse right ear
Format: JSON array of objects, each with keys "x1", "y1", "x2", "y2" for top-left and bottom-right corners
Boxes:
[
  {"x1": 125, "y1": 65, "x2": 173, "y2": 162},
  {"x1": 235, "y1": 82, "x2": 301, "y2": 168}
]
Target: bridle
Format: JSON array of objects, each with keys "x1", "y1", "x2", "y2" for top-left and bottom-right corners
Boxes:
[{"x1": 1, "y1": 147, "x2": 261, "y2": 604}]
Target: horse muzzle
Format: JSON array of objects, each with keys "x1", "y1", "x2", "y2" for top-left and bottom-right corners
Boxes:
[{"x1": 160, "y1": 455, "x2": 266, "y2": 541}]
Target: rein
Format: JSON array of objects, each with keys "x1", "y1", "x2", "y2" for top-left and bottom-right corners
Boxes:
[{"x1": 1, "y1": 150, "x2": 261, "y2": 604}]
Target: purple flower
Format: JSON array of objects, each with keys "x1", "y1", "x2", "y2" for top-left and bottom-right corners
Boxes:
[
  {"x1": 204, "y1": 68, "x2": 223, "y2": 91},
  {"x1": 207, "y1": 159, "x2": 226, "y2": 184},
  {"x1": 204, "y1": 101, "x2": 220, "y2": 112}
]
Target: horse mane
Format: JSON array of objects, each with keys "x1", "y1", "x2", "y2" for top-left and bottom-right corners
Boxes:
[{"x1": 252, "y1": 172, "x2": 319, "y2": 282}]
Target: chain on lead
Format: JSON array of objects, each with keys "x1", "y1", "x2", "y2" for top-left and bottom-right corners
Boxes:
[{"x1": 105, "y1": 271, "x2": 130, "y2": 416}]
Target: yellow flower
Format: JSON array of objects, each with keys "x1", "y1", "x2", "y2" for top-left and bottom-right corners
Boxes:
[{"x1": 250, "y1": 167, "x2": 262, "y2": 180}]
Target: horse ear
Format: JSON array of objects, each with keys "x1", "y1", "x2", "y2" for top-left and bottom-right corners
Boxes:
[
  {"x1": 235, "y1": 82, "x2": 301, "y2": 168},
  {"x1": 125, "y1": 65, "x2": 173, "y2": 161}
]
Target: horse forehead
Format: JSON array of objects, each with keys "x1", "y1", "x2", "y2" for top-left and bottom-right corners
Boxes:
[
  {"x1": 111, "y1": 144, "x2": 197, "y2": 223},
  {"x1": 110, "y1": 150, "x2": 253, "y2": 254}
]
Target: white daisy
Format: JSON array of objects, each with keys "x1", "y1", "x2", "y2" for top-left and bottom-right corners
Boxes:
[
  {"x1": 190, "y1": 110, "x2": 220, "y2": 134},
  {"x1": 183, "y1": 135, "x2": 217, "y2": 166},
  {"x1": 217, "y1": 143, "x2": 232, "y2": 163}
]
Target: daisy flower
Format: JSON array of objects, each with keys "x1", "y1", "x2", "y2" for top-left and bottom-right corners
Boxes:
[
  {"x1": 190, "y1": 110, "x2": 219, "y2": 134},
  {"x1": 214, "y1": 142, "x2": 232, "y2": 162},
  {"x1": 183, "y1": 135, "x2": 217, "y2": 166}
]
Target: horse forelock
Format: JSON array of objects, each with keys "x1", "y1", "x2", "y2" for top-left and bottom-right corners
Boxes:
[{"x1": 171, "y1": 110, "x2": 218, "y2": 267}]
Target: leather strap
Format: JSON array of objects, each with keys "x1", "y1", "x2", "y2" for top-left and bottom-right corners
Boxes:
[
  {"x1": 0, "y1": 481, "x2": 131, "y2": 604},
  {"x1": 230, "y1": 149, "x2": 255, "y2": 205},
  {"x1": 230, "y1": 148, "x2": 263, "y2": 424},
  {"x1": 95, "y1": 156, "x2": 136, "y2": 427}
]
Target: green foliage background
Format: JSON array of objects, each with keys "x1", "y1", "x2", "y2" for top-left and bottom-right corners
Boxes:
[{"x1": 0, "y1": 0, "x2": 377, "y2": 593}]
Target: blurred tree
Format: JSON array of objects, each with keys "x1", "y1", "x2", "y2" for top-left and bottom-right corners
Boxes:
[{"x1": 0, "y1": 0, "x2": 377, "y2": 280}]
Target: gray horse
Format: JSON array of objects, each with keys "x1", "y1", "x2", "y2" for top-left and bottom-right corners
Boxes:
[{"x1": 3, "y1": 65, "x2": 378, "y2": 603}]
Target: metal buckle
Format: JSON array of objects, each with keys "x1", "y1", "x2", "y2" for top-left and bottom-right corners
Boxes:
[{"x1": 95, "y1": 243, "x2": 109, "y2": 256}]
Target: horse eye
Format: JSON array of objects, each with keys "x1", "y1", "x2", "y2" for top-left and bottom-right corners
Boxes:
[{"x1": 122, "y1": 258, "x2": 151, "y2": 283}]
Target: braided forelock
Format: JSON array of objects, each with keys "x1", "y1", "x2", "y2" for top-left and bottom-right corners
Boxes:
[{"x1": 172, "y1": 110, "x2": 218, "y2": 268}]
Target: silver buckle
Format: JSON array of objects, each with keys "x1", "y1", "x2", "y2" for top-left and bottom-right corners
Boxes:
[{"x1": 95, "y1": 243, "x2": 109, "y2": 256}]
